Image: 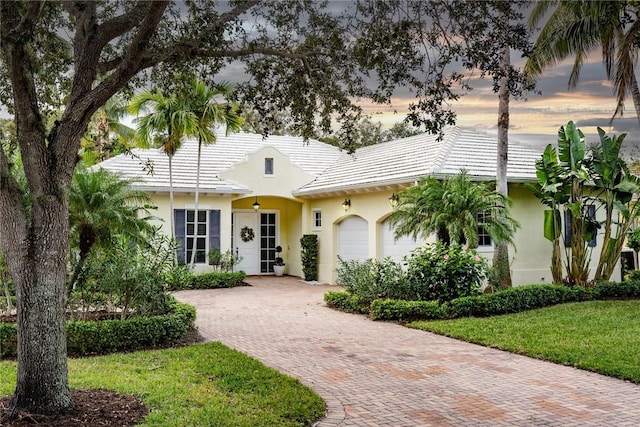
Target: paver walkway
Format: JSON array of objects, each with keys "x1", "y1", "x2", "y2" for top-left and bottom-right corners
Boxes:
[{"x1": 174, "y1": 276, "x2": 640, "y2": 426}]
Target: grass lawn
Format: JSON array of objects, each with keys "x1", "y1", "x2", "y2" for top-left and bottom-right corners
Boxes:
[
  {"x1": 0, "y1": 342, "x2": 324, "y2": 426},
  {"x1": 409, "y1": 299, "x2": 640, "y2": 383}
]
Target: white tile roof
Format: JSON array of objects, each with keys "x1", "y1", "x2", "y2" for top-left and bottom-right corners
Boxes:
[
  {"x1": 97, "y1": 127, "x2": 542, "y2": 197},
  {"x1": 96, "y1": 133, "x2": 344, "y2": 194},
  {"x1": 293, "y1": 127, "x2": 542, "y2": 196}
]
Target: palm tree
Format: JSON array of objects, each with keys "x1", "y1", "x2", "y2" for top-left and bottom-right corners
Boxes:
[
  {"x1": 494, "y1": 42, "x2": 513, "y2": 288},
  {"x1": 526, "y1": 1, "x2": 640, "y2": 126},
  {"x1": 68, "y1": 167, "x2": 155, "y2": 293},
  {"x1": 187, "y1": 80, "x2": 243, "y2": 268},
  {"x1": 81, "y1": 94, "x2": 136, "y2": 165},
  {"x1": 389, "y1": 171, "x2": 520, "y2": 250},
  {"x1": 129, "y1": 90, "x2": 197, "y2": 243}
]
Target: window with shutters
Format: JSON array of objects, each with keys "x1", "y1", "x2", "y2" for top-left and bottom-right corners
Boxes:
[{"x1": 174, "y1": 209, "x2": 221, "y2": 264}]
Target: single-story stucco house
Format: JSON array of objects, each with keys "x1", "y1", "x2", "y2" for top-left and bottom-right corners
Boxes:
[{"x1": 96, "y1": 127, "x2": 625, "y2": 285}]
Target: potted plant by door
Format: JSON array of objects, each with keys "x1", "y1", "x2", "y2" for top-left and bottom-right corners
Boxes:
[{"x1": 273, "y1": 245, "x2": 286, "y2": 276}]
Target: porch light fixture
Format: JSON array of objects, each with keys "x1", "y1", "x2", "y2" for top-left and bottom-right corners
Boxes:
[
  {"x1": 252, "y1": 197, "x2": 260, "y2": 211},
  {"x1": 389, "y1": 193, "x2": 399, "y2": 208},
  {"x1": 342, "y1": 198, "x2": 351, "y2": 212}
]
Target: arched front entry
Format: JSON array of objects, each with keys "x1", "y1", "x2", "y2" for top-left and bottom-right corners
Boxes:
[
  {"x1": 337, "y1": 215, "x2": 369, "y2": 262},
  {"x1": 231, "y1": 195, "x2": 302, "y2": 276}
]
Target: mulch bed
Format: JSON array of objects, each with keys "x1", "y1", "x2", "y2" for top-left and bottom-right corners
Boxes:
[{"x1": 0, "y1": 390, "x2": 148, "y2": 426}]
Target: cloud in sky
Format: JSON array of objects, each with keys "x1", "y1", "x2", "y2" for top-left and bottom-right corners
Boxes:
[{"x1": 370, "y1": 52, "x2": 640, "y2": 157}]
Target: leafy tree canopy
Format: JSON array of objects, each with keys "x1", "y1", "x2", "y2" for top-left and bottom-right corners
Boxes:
[{"x1": 0, "y1": 0, "x2": 537, "y2": 417}]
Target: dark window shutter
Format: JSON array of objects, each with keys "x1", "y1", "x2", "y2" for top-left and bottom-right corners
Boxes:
[
  {"x1": 564, "y1": 207, "x2": 597, "y2": 248},
  {"x1": 588, "y1": 205, "x2": 597, "y2": 247},
  {"x1": 175, "y1": 209, "x2": 186, "y2": 264},
  {"x1": 209, "y1": 210, "x2": 221, "y2": 252},
  {"x1": 564, "y1": 210, "x2": 571, "y2": 248}
]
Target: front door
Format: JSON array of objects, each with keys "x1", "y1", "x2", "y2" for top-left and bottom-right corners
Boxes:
[{"x1": 233, "y1": 211, "x2": 278, "y2": 275}]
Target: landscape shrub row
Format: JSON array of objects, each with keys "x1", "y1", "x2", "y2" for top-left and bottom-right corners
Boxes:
[
  {"x1": 327, "y1": 280, "x2": 640, "y2": 322},
  {"x1": 336, "y1": 244, "x2": 487, "y2": 305},
  {"x1": 0, "y1": 298, "x2": 196, "y2": 358},
  {"x1": 324, "y1": 291, "x2": 368, "y2": 314},
  {"x1": 169, "y1": 271, "x2": 246, "y2": 291}
]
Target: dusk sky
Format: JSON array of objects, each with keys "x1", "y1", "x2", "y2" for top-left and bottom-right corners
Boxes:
[{"x1": 368, "y1": 52, "x2": 640, "y2": 158}]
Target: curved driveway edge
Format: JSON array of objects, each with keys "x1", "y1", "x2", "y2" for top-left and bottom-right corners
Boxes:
[{"x1": 175, "y1": 276, "x2": 640, "y2": 426}]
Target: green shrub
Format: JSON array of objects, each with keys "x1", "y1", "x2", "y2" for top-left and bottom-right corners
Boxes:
[
  {"x1": 77, "y1": 231, "x2": 178, "y2": 318},
  {"x1": 301, "y1": 234, "x2": 319, "y2": 281},
  {"x1": 443, "y1": 284, "x2": 588, "y2": 318},
  {"x1": 1, "y1": 298, "x2": 196, "y2": 357},
  {"x1": 404, "y1": 243, "x2": 486, "y2": 302},
  {"x1": 164, "y1": 264, "x2": 194, "y2": 291},
  {"x1": 173, "y1": 271, "x2": 246, "y2": 290},
  {"x1": 627, "y1": 229, "x2": 640, "y2": 252},
  {"x1": 324, "y1": 291, "x2": 368, "y2": 314},
  {"x1": 207, "y1": 248, "x2": 243, "y2": 272},
  {"x1": 0, "y1": 322, "x2": 17, "y2": 358},
  {"x1": 593, "y1": 280, "x2": 640, "y2": 299},
  {"x1": 370, "y1": 299, "x2": 442, "y2": 321},
  {"x1": 336, "y1": 257, "x2": 407, "y2": 304},
  {"x1": 626, "y1": 270, "x2": 640, "y2": 281}
]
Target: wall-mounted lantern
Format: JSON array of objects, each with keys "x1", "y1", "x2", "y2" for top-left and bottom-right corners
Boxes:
[
  {"x1": 389, "y1": 193, "x2": 399, "y2": 208},
  {"x1": 342, "y1": 198, "x2": 351, "y2": 212}
]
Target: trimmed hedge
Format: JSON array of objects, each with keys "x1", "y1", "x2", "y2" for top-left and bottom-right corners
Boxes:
[
  {"x1": 370, "y1": 299, "x2": 442, "y2": 321},
  {"x1": 326, "y1": 280, "x2": 640, "y2": 322},
  {"x1": 170, "y1": 271, "x2": 246, "y2": 291},
  {"x1": 324, "y1": 291, "x2": 368, "y2": 314},
  {"x1": 592, "y1": 280, "x2": 640, "y2": 299},
  {"x1": 442, "y1": 284, "x2": 589, "y2": 319},
  {"x1": 0, "y1": 297, "x2": 196, "y2": 358},
  {"x1": 0, "y1": 322, "x2": 17, "y2": 358}
]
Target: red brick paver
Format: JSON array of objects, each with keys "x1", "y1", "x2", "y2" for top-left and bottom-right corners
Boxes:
[{"x1": 174, "y1": 276, "x2": 640, "y2": 426}]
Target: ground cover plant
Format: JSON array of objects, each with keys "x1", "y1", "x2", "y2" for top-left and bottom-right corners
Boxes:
[
  {"x1": 0, "y1": 343, "x2": 325, "y2": 426},
  {"x1": 408, "y1": 300, "x2": 640, "y2": 383}
]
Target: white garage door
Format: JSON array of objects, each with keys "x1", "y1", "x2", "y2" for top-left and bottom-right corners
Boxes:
[
  {"x1": 337, "y1": 216, "x2": 369, "y2": 261},
  {"x1": 381, "y1": 218, "x2": 426, "y2": 263}
]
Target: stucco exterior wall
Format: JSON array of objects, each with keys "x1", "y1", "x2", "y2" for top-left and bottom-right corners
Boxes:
[
  {"x1": 304, "y1": 184, "x2": 622, "y2": 286},
  {"x1": 220, "y1": 146, "x2": 315, "y2": 197}
]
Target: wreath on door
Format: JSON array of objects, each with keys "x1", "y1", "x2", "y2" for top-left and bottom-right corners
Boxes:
[{"x1": 240, "y1": 226, "x2": 255, "y2": 242}]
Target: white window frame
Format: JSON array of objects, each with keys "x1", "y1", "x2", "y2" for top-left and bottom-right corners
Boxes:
[
  {"x1": 476, "y1": 212, "x2": 493, "y2": 251},
  {"x1": 312, "y1": 209, "x2": 322, "y2": 231},
  {"x1": 185, "y1": 209, "x2": 208, "y2": 264}
]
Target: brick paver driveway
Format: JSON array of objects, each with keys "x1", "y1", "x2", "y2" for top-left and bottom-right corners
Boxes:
[{"x1": 175, "y1": 276, "x2": 640, "y2": 426}]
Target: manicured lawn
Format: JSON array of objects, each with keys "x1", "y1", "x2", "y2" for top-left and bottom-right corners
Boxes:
[
  {"x1": 0, "y1": 342, "x2": 324, "y2": 426},
  {"x1": 409, "y1": 300, "x2": 640, "y2": 383}
]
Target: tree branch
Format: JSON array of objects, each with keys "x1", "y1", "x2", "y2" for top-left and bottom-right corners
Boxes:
[
  {"x1": 0, "y1": 2, "x2": 50, "y2": 198},
  {"x1": 61, "y1": 0, "x2": 81, "y2": 19},
  {"x1": 95, "y1": 3, "x2": 163, "y2": 49}
]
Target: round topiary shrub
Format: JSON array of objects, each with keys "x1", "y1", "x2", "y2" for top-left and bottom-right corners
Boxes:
[{"x1": 404, "y1": 242, "x2": 487, "y2": 302}]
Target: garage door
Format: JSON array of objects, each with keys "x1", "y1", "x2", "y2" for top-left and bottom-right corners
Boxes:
[
  {"x1": 380, "y1": 218, "x2": 426, "y2": 263},
  {"x1": 337, "y1": 216, "x2": 369, "y2": 261}
]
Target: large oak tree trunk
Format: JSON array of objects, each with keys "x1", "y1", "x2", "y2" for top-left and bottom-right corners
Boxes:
[{"x1": 9, "y1": 199, "x2": 72, "y2": 415}]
